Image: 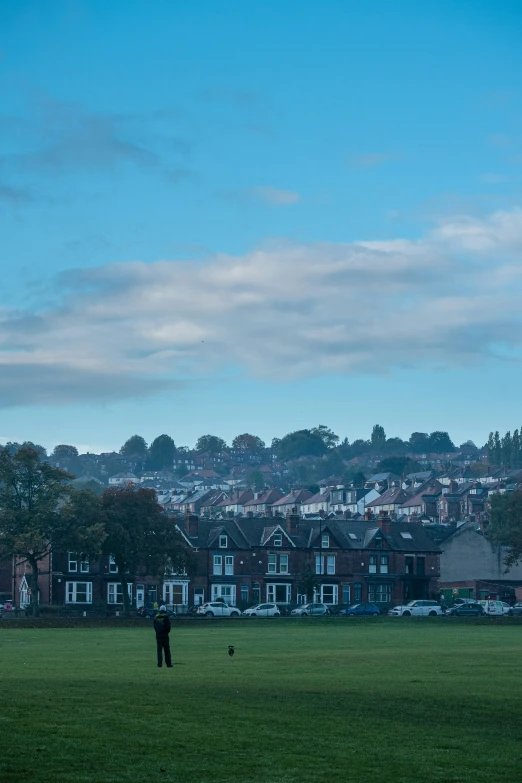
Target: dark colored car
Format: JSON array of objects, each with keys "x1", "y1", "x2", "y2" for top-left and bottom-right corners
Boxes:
[
  {"x1": 338, "y1": 602, "x2": 380, "y2": 617},
  {"x1": 446, "y1": 603, "x2": 485, "y2": 617}
]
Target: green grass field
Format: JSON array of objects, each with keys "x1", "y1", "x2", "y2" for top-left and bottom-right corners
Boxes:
[{"x1": 0, "y1": 619, "x2": 521, "y2": 783}]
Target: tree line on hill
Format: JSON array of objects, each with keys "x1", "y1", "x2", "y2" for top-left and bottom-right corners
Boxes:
[{"x1": 487, "y1": 430, "x2": 522, "y2": 469}]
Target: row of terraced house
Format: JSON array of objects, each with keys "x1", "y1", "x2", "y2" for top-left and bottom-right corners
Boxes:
[{"x1": 2, "y1": 511, "x2": 441, "y2": 612}]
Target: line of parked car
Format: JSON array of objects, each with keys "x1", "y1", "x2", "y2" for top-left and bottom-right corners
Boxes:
[{"x1": 137, "y1": 598, "x2": 522, "y2": 620}]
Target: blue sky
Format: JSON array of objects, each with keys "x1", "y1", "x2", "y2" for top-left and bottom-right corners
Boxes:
[{"x1": 1, "y1": 0, "x2": 522, "y2": 453}]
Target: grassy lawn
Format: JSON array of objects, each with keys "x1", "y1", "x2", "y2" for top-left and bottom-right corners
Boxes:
[{"x1": 0, "y1": 619, "x2": 521, "y2": 783}]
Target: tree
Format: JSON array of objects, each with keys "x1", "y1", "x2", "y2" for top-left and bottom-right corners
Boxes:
[
  {"x1": 120, "y1": 435, "x2": 148, "y2": 458},
  {"x1": 371, "y1": 425, "x2": 386, "y2": 451},
  {"x1": 245, "y1": 469, "x2": 265, "y2": 492},
  {"x1": 469, "y1": 462, "x2": 488, "y2": 477},
  {"x1": 511, "y1": 430, "x2": 520, "y2": 468},
  {"x1": 487, "y1": 432, "x2": 496, "y2": 464},
  {"x1": 351, "y1": 471, "x2": 367, "y2": 488},
  {"x1": 383, "y1": 437, "x2": 409, "y2": 454},
  {"x1": 195, "y1": 435, "x2": 227, "y2": 454},
  {"x1": 494, "y1": 431, "x2": 502, "y2": 465},
  {"x1": 52, "y1": 444, "x2": 79, "y2": 459},
  {"x1": 0, "y1": 446, "x2": 105, "y2": 616},
  {"x1": 428, "y1": 431, "x2": 456, "y2": 453},
  {"x1": 310, "y1": 425, "x2": 339, "y2": 449},
  {"x1": 147, "y1": 435, "x2": 176, "y2": 470},
  {"x1": 231, "y1": 433, "x2": 265, "y2": 452},
  {"x1": 377, "y1": 456, "x2": 420, "y2": 476},
  {"x1": 272, "y1": 430, "x2": 327, "y2": 461},
  {"x1": 100, "y1": 485, "x2": 195, "y2": 616},
  {"x1": 296, "y1": 567, "x2": 321, "y2": 602},
  {"x1": 409, "y1": 432, "x2": 430, "y2": 452},
  {"x1": 501, "y1": 431, "x2": 512, "y2": 467},
  {"x1": 488, "y1": 489, "x2": 522, "y2": 568}
]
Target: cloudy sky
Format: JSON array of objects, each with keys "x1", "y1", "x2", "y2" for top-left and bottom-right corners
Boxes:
[{"x1": 2, "y1": 0, "x2": 522, "y2": 452}]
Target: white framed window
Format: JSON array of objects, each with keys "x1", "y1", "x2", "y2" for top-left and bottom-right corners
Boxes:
[
  {"x1": 68, "y1": 553, "x2": 78, "y2": 572},
  {"x1": 266, "y1": 584, "x2": 291, "y2": 604},
  {"x1": 109, "y1": 556, "x2": 118, "y2": 573},
  {"x1": 315, "y1": 554, "x2": 324, "y2": 575},
  {"x1": 107, "y1": 583, "x2": 132, "y2": 604},
  {"x1": 268, "y1": 554, "x2": 277, "y2": 573},
  {"x1": 80, "y1": 556, "x2": 89, "y2": 574},
  {"x1": 380, "y1": 556, "x2": 389, "y2": 574},
  {"x1": 225, "y1": 555, "x2": 234, "y2": 575},
  {"x1": 211, "y1": 584, "x2": 236, "y2": 604},
  {"x1": 327, "y1": 555, "x2": 336, "y2": 575},
  {"x1": 273, "y1": 533, "x2": 282, "y2": 547},
  {"x1": 369, "y1": 555, "x2": 377, "y2": 574},
  {"x1": 320, "y1": 584, "x2": 338, "y2": 605},
  {"x1": 66, "y1": 581, "x2": 92, "y2": 604},
  {"x1": 279, "y1": 555, "x2": 289, "y2": 574},
  {"x1": 219, "y1": 535, "x2": 228, "y2": 548},
  {"x1": 321, "y1": 534, "x2": 330, "y2": 549},
  {"x1": 368, "y1": 583, "x2": 391, "y2": 603},
  {"x1": 213, "y1": 555, "x2": 223, "y2": 575}
]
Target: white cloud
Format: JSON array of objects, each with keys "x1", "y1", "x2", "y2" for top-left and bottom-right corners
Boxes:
[
  {"x1": 1, "y1": 208, "x2": 522, "y2": 406},
  {"x1": 247, "y1": 187, "x2": 300, "y2": 205}
]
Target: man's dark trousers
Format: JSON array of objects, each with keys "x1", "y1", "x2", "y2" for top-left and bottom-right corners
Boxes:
[{"x1": 157, "y1": 635, "x2": 172, "y2": 667}]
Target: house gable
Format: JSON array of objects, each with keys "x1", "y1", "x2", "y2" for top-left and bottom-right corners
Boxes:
[{"x1": 261, "y1": 524, "x2": 296, "y2": 548}]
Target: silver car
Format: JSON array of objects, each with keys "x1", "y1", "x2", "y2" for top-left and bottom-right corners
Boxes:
[
  {"x1": 291, "y1": 602, "x2": 329, "y2": 616},
  {"x1": 243, "y1": 603, "x2": 281, "y2": 617}
]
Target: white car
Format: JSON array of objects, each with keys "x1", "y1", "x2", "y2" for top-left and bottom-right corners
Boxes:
[
  {"x1": 196, "y1": 601, "x2": 240, "y2": 617},
  {"x1": 243, "y1": 603, "x2": 281, "y2": 617},
  {"x1": 501, "y1": 602, "x2": 514, "y2": 616},
  {"x1": 388, "y1": 600, "x2": 443, "y2": 617}
]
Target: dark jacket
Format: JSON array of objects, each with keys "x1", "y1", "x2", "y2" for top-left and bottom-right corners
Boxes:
[{"x1": 154, "y1": 611, "x2": 171, "y2": 637}]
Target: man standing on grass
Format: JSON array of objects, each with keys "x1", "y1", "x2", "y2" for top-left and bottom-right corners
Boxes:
[{"x1": 154, "y1": 605, "x2": 173, "y2": 668}]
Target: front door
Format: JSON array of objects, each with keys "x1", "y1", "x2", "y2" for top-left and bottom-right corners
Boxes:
[{"x1": 136, "y1": 585, "x2": 145, "y2": 609}]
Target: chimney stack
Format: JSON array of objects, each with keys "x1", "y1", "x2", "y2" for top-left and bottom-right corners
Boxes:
[
  {"x1": 343, "y1": 510, "x2": 352, "y2": 520},
  {"x1": 185, "y1": 510, "x2": 199, "y2": 538},
  {"x1": 286, "y1": 507, "x2": 300, "y2": 535},
  {"x1": 378, "y1": 509, "x2": 392, "y2": 535}
]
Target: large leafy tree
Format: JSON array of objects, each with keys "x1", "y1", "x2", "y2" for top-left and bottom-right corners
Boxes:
[
  {"x1": 100, "y1": 486, "x2": 195, "y2": 615},
  {"x1": 195, "y1": 435, "x2": 227, "y2": 453},
  {"x1": 428, "y1": 431, "x2": 455, "y2": 453},
  {"x1": 120, "y1": 435, "x2": 148, "y2": 458},
  {"x1": 231, "y1": 433, "x2": 265, "y2": 452},
  {"x1": 147, "y1": 434, "x2": 176, "y2": 470},
  {"x1": 272, "y1": 430, "x2": 327, "y2": 461},
  {"x1": 0, "y1": 446, "x2": 105, "y2": 615},
  {"x1": 245, "y1": 469, "x2": 265, "y2": 492},
  {"x1": 488, "y1": 489, "x2": 522, "y2": 568},
  {"x1": 377, "y1": 456, "x2": 420, "y2": 476},
  {"x1": 310, "y1": 425, "x2": 339, "y2": 450},
  {"x1": 409, "y1": 432, "x2": 430, "y2": 452},
  {"x1": 371, "y1": 424, "x2": 386, "y2": 451},
  {"x1": 52, "y1": 444, "x2": 79, "y2": 459}
]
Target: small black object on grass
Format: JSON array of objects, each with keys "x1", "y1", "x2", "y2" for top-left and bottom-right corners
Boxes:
[{"x1": 228, "y1": 645, "x2": 234, "y2": 657}]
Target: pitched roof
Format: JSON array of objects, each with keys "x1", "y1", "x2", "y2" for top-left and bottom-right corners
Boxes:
[{"x1": 366, "y1": 487, "x2": 408, "y2": 507}]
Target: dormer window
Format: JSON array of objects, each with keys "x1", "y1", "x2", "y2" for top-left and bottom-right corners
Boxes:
[
  {"x1": 321, "y1": 534, "x2": 330, "y2": 549},
  {"x1": 219, "y1": 535, "x2": 228, "y2": 548},
  {"x1": 374, "y1": 537, "x2": 383, "y2": 549},
  {"x1": 109, "y1": 555, "x2": 118, "y2": 573},
  {"x1": 273, "y1": 533, "x2": 282, "y2": 547}
]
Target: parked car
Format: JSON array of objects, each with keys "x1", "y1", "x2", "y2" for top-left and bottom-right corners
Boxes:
[
  {"x1": 478, "y1": 600, "x2": 504, "y2": 616},
  {"x1": 388, "y1": 600, "x2": 443, "y2": 617},
  {"x1": 501, "y1": 602, "x2": 514, "y2": 616},
  {"x1": 446, "y1": 603, "x2": 484, "y2": 617},
  {"x1": 291, "y1": 602, "x2": 329, "y2": 616},
  {"x1": 453, "y1": 598, "x2": 479, "y2": 606},
  {"x1": 196, "y1": 602, "x2": 240, "y2": 617},
  {"x1": 338, "y1": 603, "x2": 380, "y2": 617},
  {"x1": 243, "y1": 603, "x2": 281, "y2": 617},
  {"x1": 511, "y1": 602, "x2": 522, "y2": 616}
]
